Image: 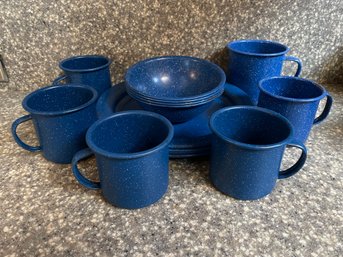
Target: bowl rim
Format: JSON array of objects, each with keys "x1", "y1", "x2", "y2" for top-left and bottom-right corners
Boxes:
[{"x1": 125, "y1": 55, "x2": 226, "y2": 102}]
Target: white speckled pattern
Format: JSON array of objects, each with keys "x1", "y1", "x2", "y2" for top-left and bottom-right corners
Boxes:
[
  {"x1": 1, "y1": 85, "x2": 342, "y2": 256},
  {"x1": 0, "y1": 0, "x2": 342, "y2": 91}
]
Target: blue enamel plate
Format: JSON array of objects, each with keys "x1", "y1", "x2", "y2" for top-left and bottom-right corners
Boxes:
[{"x1": 96, "y1": 82, "x2": 253, "y2": 158}]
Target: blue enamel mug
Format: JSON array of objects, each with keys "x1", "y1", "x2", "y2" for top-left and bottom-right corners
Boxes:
[
  {"x1": 72, "y1": 110, "x2": 174, "y2": 209},
  {"x1": 11, "y1": 84, "x2": 98, "y2": 164},
  {"x1": 258, "y1": 76, "x2": 333, "y2": 143},
  {"x1": 53, "y1": 55, "x2": 112, "y2": 95},
  {"x1": 209, "y1": 106, "x2": 307, "y2": 200},
  {"x1": 226, "y1": 39, "x2": 302, "y2": 105}
]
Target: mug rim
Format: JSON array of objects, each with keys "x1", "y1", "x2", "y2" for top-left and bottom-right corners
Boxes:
[
  {"x1": 209, "y1": 106, "x2": 293, "y2": 150},
  {"x1": 22, "y1": 84, "x2": 98, "y2": 116},
  {"x1": 59, "y1": 55, "x2": 111, "y2": 72},
  {"x1": 226, "y1": 39, "x2": 289, "y2": 57},
  {"x1": 258, "y1": 76, "x2": 327, "y2": 103},
  {"x1": 86, "y1": 110, "x2": 174, "y2": 159}
]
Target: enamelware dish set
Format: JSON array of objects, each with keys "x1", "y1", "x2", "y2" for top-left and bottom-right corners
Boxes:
[{"x1": 12, "y1": 39, "x2": 332, "y2": 209}]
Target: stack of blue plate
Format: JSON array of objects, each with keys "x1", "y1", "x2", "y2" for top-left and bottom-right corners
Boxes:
[
  {"x1": 96, "y1": 55, "x2": 253, "y2": 158},
  {"x1": 96, "y1": 82, "x2": 253, "y2": 158}
]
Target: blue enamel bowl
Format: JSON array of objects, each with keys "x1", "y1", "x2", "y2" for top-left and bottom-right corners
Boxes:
[
  {"x1": 125, "y1": 56, "x2": 226, "y2": 123},
  {"x1": 125, "y1": 56, "x2": 226, "y2": 105}
]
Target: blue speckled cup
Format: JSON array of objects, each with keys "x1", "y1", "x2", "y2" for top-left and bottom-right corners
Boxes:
[
  {"x1": 226, "y1": 39, "x2": 302, "y2": 105},
  {"x1": 11, "y1": 84, "x2": 98, "y2": 164},
  {"x1": 258, "y1": 76, "x2": 333, "y2": 143},
  {"x1": 53, "y1": 55, "x2": 112, "y2": 95},
  {"x1": 209, "y1": 106, "x2": 307, "y2": 200},
  {"x1": 72, "y1": 110, "x2": 174, "y2": 209}
]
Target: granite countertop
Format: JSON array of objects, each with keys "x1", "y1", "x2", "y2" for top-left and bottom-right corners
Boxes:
[{"x1": 1, "y1": 85, "x2": 342, "y2": 256}]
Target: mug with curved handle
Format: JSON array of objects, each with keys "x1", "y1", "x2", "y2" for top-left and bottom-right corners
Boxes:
[
  {"x1": 52, "y1": 74, "x2": 68, "y2": 85},
  {"x1": 258, "y1": 76, "x2": 333, "y2": 143},
  {"x1": 11, "y1": 84, "x2": 98, "y2": 164},
  {"x1": 278, "y1": 142, "x2": 307, "y2": 179},
  {"x1": 313, "y1": 93, "x2": 333, "y2": 125},
  {"x1": 284, "y1": 56, "x2": 302, "y2": 77},
  {"x1": 226, "y1": 39, "x2": 303, "y2": 105},
  {"x1": 72, "y1": 148, "x2": 101, "y2": 189},
  {"x1": 71, "y1": 111, "x2": 174, "y2": 209},
  {"x1": 52, "y1": 55, "x2": 112, "y2": 95},
  {"x1": 209, "y1": 106, "x2": 308, "y2": 200},
  {"x1": 11, "y1": 114, "x2": 42, "y2": 152}
]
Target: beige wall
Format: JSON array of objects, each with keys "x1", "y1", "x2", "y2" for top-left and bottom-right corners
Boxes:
[{"x1": 0, "y1": 0, "x2": 342, "y2": 91}]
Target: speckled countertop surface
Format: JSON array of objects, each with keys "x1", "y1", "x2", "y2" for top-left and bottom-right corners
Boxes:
[{"x1": 1, "y1": 85, "x2": 342, "y2": 256}]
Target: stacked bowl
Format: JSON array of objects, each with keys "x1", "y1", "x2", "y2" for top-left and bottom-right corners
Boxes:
[{"x1": 125, "y1": 56, "x2": 226, "y2": 123}]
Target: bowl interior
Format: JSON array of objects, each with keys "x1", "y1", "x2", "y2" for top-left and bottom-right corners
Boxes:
[{"x1": 126, "y1": 57, "x2": 225, "y2": 99}]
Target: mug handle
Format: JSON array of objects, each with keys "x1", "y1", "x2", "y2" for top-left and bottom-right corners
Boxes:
[
  {"x1": 52, "y1": 74, "x2": 67, "y2": 85},
  {"x1": 72, "y1": 148, "x2": 101, "y2": 190},
  {"x1": 313, "y1": 93, "x2": 333, "y2": 125},
  {"x1": 11, "y1": 114, "x2": 42, "y2": 152},
  {"x1": 278, "y1": 142, "x2": 307, "y2": 179},
  {"x1": 284, "y1": 56, "x2": 302, "y2": 77}
]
